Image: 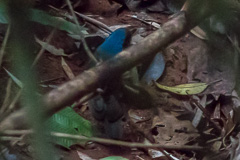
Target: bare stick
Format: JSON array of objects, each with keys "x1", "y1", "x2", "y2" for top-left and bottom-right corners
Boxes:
[
  {"x1": 65, "y1": 0, "x2": 98, "y2": 64},
  {"x1": 0, "y1": 25, "x2": 11, "y2": 67},
  {"x1": 1, "y1": 130, "x2": 205, "y2": 151}
]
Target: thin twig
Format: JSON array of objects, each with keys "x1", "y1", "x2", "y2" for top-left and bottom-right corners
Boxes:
[
  {"x1": 9, "y1": 90, "x2": 22, "y2": 111},
  {"x1": 191, "y1": 98, "x2": 222, "y2": 134},
  {"x1": 0, "y1": 90, "x2": 22, "y2": 123},
  {"x1": 0, "y1": 25, "x2": 11, "y2": 68},
  {"x1": 1, "y1": 130, "x2": 33, "y2": 135},
  {"x1": 74, "y1": 11, "x2": 112, "y2": 33},
  {"x1": 49, "y1": 5, "x2": 112, "y2": 34},
  {"x1": 0, "y1": 79, "x2": 13, "y2": 114},
  {"x1": 52, "y1": 132, "x2": 205, "y2": 151},
  {"x1": 128, "y1": 15, "x2": 160, "y2": 29},
  {"x1": 31, "y1": 29, "x2": 56, "y2": 67},
  {"x1": 1, "y1": 130, "x2": 205, "y2": 151},
  {"x1": 65, "y1": 0, "x2": 98, "y2": 64},
  {"x1": 0, "y1": 136, "x2": 22, "y2": 141}
]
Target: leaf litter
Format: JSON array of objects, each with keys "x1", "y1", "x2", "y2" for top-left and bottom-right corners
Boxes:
[{"x1": 0, "y1": 0, "x2": 240, "y2": 160}]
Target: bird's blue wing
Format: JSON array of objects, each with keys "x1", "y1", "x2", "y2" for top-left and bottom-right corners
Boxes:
[{"x1": 96, "y1": 28, "x2": 127, "y2": 61}]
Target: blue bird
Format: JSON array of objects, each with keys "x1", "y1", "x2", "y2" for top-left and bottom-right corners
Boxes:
[
  {"x1": 89, "y1": 27, "x2": 165, "y2": 139},
  {"x1": 89, "y1": 28, "x2": 132, "y2": 139},
  {"x1": 95, "y1": 28, "x2": 132, "y2": 61}
]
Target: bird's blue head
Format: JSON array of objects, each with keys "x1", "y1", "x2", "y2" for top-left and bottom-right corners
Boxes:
[{"x1": 96, "y1": 28, "x2": 132, "y2": 61}]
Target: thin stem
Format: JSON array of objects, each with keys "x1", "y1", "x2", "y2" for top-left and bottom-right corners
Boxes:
[
  {"x1": 65, "y1": 0, "x2": 98, "y2": 64},
  {"x1": 31, "y1": 29, "x2": 56, "y2": 67},
  {"x1": 0, "y1": 25, "x2": 11, "y2": 68},
  {"x1": 52, "y1": 132, "x2": 205, "y2": 151},
  {"x1": 0, "y1": 136, "x2": 22, "y2": 141},
  {"x1": 0, "y1": 79, "x2": 12, "y2": 114},
  {"x1": 1, "y1": 130, "x2": 205, "y2": 151},
  {"x1": 0, "y1": 90, "x2": 22, "y2": 123},
  {"x1": 74, "y1": 11, "x2": 112, "y2": 33}
]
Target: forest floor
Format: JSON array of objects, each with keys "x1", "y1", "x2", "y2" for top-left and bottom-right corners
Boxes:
[{"x1": 1, "y1": 0, "x2": 239, "y2": 160}]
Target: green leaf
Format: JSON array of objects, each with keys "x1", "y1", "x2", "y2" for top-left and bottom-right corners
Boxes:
[
  {"x1": 100, "y1": 156, "x2": 128, "y2": 160},
  {"x1": 3, "y1": 68, "x2": 23, "y2": 88},
  {"x1": 0, "y1": 7, "x2": 87, "y2": 34},
  {"x1": 154, "y1": 82, "x2": 208, "y2": 95},
  {"x1": 30, "y1": 9, "x2": 87, "y2": 34},
  {"x1": 45, "y1": 107, "x2": 93, "y2": 148},
  {"x1": 35, "y1": 38, "x2": 68, "y2": 57}
]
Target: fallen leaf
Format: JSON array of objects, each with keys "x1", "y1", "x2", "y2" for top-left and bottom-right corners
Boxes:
[
  {"x1": 154, "y1": 82, "x2": 208, "y2": 95},
  {"x1": 61, "y1": 57, "x2": 75, "y2": 80},
  {"x1": 36, "y1": 38, "x2": 68, "y2": 57},
  {"x1": 151, "y1": 108, "x2": 199, "y2": 146}
]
